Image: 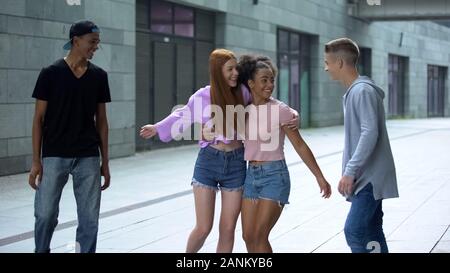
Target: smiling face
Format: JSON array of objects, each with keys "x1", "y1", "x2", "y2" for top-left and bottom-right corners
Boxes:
[
  {"x1": 248, "y1": 67, "x2": 275, "y2": 102},
  {"x1": 73, "y1": 32, "x2": 100, "y2": 60},
  {"x1": 222, "y1": 58, "x2": 239, "y2": 87}
]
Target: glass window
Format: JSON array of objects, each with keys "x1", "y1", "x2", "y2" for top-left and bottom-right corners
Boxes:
[
  {"x1": 278, "y1": 54, "x2": 290, "y2": 104},
  {"x1": 427, "y1": 65, "x2": 447, "y2": 117},
  {"x1": 278, "y1": 30, "x2": 289, "y2": 53},
  {"x1": 151, "y1": 1, "x2": 173, "y2": 34},
  {"x1": 196, "y1": 11, "x2": 214, "y2": 41},
  {"x1": 393, "y1": 55, "x2": 398, "y2": 71},
  {"x1": 290, "y1": 59, "x2": 300, "y2": 111},
  {"x1": 277, "y1": 29, "x2": 312, "y2": 127},
  {"x1": 174, "y1": 6, "x2": 194, "y2": 37},
  {"x1": 358, "y1": 48, "x2": 371, "y2": 77},
  {"x1": 388, "y1": 54, "x2": 407, "y2": 117},
  {"x1": 137, "y1": 0, "x2": 149, "y2": 29},
  {"x1": 136, "y1": 1, "x2": 215, "y2": 151},
  {"x1": 300, "y1": 35, "x2": 310, "y2": 57},
  {"x1": 289, "y1": 33, "x2": 299, "y2": 55}
]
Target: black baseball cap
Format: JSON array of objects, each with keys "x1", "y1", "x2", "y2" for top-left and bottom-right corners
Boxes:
[{"x1": 63, "y1": 20, "x2": 100, "y2": 50}]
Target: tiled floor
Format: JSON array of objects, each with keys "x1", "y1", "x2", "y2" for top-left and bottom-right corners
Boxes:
[{"x1": 1, "y1": 118, "x2": 449, "y2": 253}]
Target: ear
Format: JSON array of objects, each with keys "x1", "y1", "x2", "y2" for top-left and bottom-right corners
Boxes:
[
  {"x1": 72, "y1": 36, "x2": 79, "y2": 48},
  {"x1": 248, "y1": 79, "x2": 255, "y2": 89},
  {"x1": 339, "y1": 58, "x2": 344, "y2": 69}
]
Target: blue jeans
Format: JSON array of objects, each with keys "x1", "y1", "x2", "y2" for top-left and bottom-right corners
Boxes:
[
  {"x1": 34, "y1": 157, "x2": 101, "y2": 253},
  {"x1": 344, "y1": 183, "x2": 389, "y2": 253}
]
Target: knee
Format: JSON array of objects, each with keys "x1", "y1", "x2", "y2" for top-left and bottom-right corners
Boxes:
[
  {"x1": 35, "y1": 208, "x2": 58, "y2": 223},
  {"x1": 35, "y1": 214, "x2": 58, "y2": 231},
  {"x1": 344, "y1": 222, "x2": 355, "y2": 238},
  {"x1": 242, "y1": 230, "x2": 258, "y2": 246},
  {"x1": 344, "y1": 221, "x2": 366, "y2": 245},
  {"x1": 79, "y1": 211, "x2": 100, "y2": 224},
  {"x1": 194, "y1": 225, "x2": 212, "y2": 240},
  {"x1": 78, "y1": 218, "x2": 99, "y2": 232},
  {"x1": 219, "y1": 224, "x2": 236, "y2": 238}
]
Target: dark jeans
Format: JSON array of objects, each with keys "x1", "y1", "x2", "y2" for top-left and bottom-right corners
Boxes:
[{"x1": 344, "y1": 183, "x2": 389, "y2": 253}]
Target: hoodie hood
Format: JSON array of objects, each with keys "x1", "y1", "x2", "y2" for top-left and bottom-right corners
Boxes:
[{"x1": 346, "y1": 76, "x2": 385, "y2": 100}]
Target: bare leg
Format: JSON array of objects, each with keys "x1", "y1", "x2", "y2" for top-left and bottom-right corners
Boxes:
[
  {"x1": 241, "y1": 198, "x2": 260, "y2": 252},
  {"x1": 242, "y1": 199, "x2": 283, "y2": 253},
  {"x1": 186, "y1": 186, "x2": 216, "y2": 253},
  {"x1": 216, "y1": 189, "x2": 242, "y2": 253}
]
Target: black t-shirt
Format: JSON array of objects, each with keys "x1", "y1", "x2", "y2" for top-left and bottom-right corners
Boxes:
[{"x1": 32, "y1": 58, "x2": 111, "y2": 158}]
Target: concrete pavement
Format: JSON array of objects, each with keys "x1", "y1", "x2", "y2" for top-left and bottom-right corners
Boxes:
[{"x1": 0, "y1": 118, "x2": 449, "y2": 253}]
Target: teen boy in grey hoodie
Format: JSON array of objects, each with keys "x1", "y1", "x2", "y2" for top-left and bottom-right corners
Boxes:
[{"x1": 324, "y1": 38, "x2": 399, "y2": 253}]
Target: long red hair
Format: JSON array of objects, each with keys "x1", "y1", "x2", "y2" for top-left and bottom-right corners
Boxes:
[{"x1": 209, "y1": 49, "x2": 244, "y2": 137}]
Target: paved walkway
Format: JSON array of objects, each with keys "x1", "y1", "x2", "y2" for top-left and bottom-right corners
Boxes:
[{"x1": 0, "y1": 118, "x2": 449, "y2": 253}]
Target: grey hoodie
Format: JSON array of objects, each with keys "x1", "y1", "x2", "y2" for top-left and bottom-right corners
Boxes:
[{"x1": 343, "y1": 76, "x2": 399, "y2": 201}]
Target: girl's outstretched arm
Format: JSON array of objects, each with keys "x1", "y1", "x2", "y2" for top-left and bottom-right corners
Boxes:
[{"x1": 284, "y1": 127, "x2": 332, "y2": 198}]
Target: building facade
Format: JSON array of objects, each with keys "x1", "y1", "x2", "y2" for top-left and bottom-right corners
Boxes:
[{"x1": 1, "y1": 0, "x2": 449, "y2": 175}]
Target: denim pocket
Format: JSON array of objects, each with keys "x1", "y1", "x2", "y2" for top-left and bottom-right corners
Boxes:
[{"x1": 265, "y1": 164, "x2": 289, "y2": 177}]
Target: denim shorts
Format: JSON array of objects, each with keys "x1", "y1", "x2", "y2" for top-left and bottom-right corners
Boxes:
[
  {"x1": 243, "y1": 160, "x2": 291, "y2": 205},
  {"x1": 192, "y1": 146, "x2": 246, "y2": 191}
]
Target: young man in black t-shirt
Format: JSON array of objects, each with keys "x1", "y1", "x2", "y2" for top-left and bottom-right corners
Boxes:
[{"x1": 29, "y1": 20, "x2": 111, "y2": 253}]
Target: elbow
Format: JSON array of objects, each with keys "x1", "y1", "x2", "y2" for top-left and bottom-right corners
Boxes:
[
  {"x1": 294, "y1": 136, "x2": 306, "y2": 150},
  {"x1": 159, "y1": 135, "x2": 172, "y2": 143},
  {"x1": 32, "y1": 118, "x2": 44, "y2": 132},
  {"x1": 96, "y1": 122, "x2": 109, "y2": 134},
  {"x1": 361, "y1": 127, "x2": 379, "y2": 141},
  {"x1": 33, "y1": 114, "x2": 44, "y2": 125}
]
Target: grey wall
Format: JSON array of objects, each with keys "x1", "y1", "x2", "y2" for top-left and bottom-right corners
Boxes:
[
  {"x1": 1, "y1": 0, "x2": 450, "y2": 175},
  {"x1": 0, "y1": 0, "x2": 136, "y2": 175}
]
